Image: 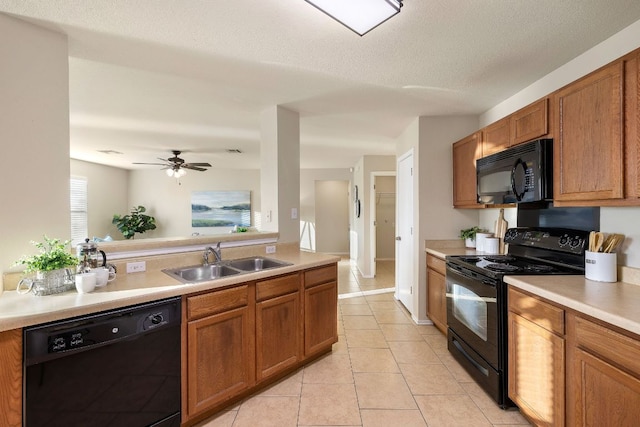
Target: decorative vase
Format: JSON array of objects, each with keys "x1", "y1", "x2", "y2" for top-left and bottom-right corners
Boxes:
[
  {"x1": 34, "y1": 268, "x2": 75, "y2": 295},
  {"x1": 465, "y1": 237, "x2": 476, "y2": 248}
]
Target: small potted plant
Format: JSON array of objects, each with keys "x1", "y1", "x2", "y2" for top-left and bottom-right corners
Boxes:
[
  {"x1": 14, "y1": 236, "x2": 78, "y2": 294},
  {"x1": 112, "y1": 205, "x2": 157, "y2": 239},
  {"x1": 460, "y1": 226, "x2": 481, "y2": 248}
]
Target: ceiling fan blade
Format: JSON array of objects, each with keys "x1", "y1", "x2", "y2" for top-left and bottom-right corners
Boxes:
[
  {"x1": 182, "y1": 165, "x2": 209, "y2": 171},
  {"x1": 133, "y1": 162, "x2": 170, "y2": 166},
  {"x1": 183, "y1": 162, "x2": 211, "y2": 167}
]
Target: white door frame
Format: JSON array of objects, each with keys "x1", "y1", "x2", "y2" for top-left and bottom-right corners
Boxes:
[{"x1": 369, "y1": 171, "x2": 396, "y2": 278}]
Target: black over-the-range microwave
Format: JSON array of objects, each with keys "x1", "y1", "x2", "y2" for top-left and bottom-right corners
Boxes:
[{"x1": 476, "y1": 138, "x2": 553, "y2": 204}]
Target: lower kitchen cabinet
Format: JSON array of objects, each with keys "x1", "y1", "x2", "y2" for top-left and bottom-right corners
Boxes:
[
  {"x1": 508, "y1": 287, "x2": 565, "y2": 427},
  {"x1": 566, "y1": 314, "x2": 640, "y2": 426},
  {"x1": 184, "y1": 285, "x2": 255, "y2": 419},
  {"x1": 255, "y1": 273, "x2": 302, "y2": 382},
  {"x1": 509, "y1": 286, "x2": 640, "y2": 427},
  {"x1": 304, "y1": 264, "x2": 338, "y2": 356},
  {"x1": 426, "y1": 254, "x2": 447, "y2": 334},
  {"x1": 0, "y1": 328, "x2": 22, "y2": 427},
  {"x1": 183, "y1": 262, "x2": 338, "y2": 425}
]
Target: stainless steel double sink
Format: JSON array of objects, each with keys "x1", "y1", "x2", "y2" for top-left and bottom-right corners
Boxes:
[{"x1": 163, "y1": 256, "x2": 292, "y2": 284}]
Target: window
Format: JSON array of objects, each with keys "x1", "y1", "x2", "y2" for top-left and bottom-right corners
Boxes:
[{"x1": 70, "y1": 177, "x2": 88, "y2": 246}]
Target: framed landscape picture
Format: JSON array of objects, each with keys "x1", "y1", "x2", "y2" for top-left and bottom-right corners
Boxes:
[{"x1": 191, "y1": 190, "x2": 251, "y2": 227}]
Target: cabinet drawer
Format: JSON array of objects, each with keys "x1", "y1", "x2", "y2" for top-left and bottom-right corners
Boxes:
[
  {"x1": 508, "y1": 287, "x2": 564, "y2": 335},
  {"x1": 187, "y1": 285, "x2": 249, "y2": 320},
  {"x1": 256, "y1": 273, "x2": 300, "y2": 301},
  {"x1": 573, "y1": 315, "x2": 640, "y2": 378},
  {"x1": 304, "y1": 264, "x2": 337, "y2": 289},
  {"x1": 426, "y1": 254, "x2": 446, "y2": 275}
]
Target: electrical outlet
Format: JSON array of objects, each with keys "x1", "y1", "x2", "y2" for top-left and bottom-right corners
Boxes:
[
  {"x1": 265, "y1": 245, "x2": 276, "y2": 254},
  {"x1": 126, "y1": 261, "x2": 146, "y2": 273}
]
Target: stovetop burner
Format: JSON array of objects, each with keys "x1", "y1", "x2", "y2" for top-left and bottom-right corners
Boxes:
[
  {"x1": 483, "y1": 255, "x2": 516, "y2": 263},
  {"x1": 485, "y1": 263, "x2": 521, "y2": 272},
  {"x1": 524, "y1": 264, "x2": 556, "y2": 273},
  {"x1": 458, "y1": 256, "x2": 481, "y2": 263}
]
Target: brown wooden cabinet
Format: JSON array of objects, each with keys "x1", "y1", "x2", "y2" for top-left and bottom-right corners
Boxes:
[
  {"x1": 511, "y1": 98, "x2": 549, "y2": 145},
  {"x1": 304, "y1": 264, "x2": 338, "y2": 356},
  {"x1": 184, "y1": 285, "x2": 255, "y2": 420},
  {"x1": 452, "y1": 132, "x2": 483, "y2": 208},
  {"x1": 482, "y1": 117, "x2": 510, "y2": 156},
  {"x1": 255, "y1": 273, "x2": 302, "y2": 382},
  {"x1": 508, "y1": 288, "x2": 565, "y2": 427},
  {"x1": 566, "y1": 314, "x2": 640, "y2": 426},
  {"x1": 0, "y1": 328, "x2": 22, "y2": 427},
  {"x1": 553, "y1": 61, "x2": 625, "y2": 203},
  {"x1": 426, "y1": 254, "x2": 447, "y2": 334}
]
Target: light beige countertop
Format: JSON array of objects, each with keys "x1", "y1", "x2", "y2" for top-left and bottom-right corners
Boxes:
[
  {"x1": 506, "y1": 273, "x2": 640, "y2": 336},
  {"x1": 425, "y1": 239, "x2": 480, "y2": 258},
  {"x1": 0, "y1": 250, "x2": 339, "y2": 333}
]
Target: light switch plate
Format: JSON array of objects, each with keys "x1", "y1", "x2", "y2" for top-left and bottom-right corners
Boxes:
[{"x1": 265, "y1": 245, "x2": 276, "y2": 254}]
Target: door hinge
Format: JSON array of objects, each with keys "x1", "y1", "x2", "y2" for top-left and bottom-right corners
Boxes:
[
  {"x1": 410, "y1": 286, "x2": 413, "y2": 294},
  {"x1": 410, "y1": 227, "x2": 413, "y2": 235}
]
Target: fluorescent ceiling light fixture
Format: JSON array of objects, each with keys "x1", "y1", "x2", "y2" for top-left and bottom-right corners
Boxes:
[{"x1": 305, "y1": 0, "x2": 403, "y2": 36}]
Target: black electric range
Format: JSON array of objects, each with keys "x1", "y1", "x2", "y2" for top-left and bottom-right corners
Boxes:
[{"x1": 444, "y1": 227, "x2": 590, "y2": 408}]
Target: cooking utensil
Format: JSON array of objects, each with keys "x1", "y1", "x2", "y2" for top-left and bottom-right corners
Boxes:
[
  {"x1": 602, "y1": 233, "x2": 625, "y2": 253},
  {"x1": 494, "y1": 208, "x2": 508, "y2": 254},
  {"x1": 592, "y1": 232, "x2": 605, "y2": 252}
]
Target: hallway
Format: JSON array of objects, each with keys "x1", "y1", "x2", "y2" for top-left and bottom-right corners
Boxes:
[{"x1": 195, "y1": 258, "x2": 531, "y2": 426}]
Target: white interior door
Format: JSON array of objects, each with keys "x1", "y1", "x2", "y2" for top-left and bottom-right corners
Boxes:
[{"x1": 396, "y1": 151, "x2": 414, "y2": 311}]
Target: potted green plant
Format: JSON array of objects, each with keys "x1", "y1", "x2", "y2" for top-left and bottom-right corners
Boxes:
[
  {"x1": 14, "y1": 236, "x2": 78, "y2": 294},
  {"x1": 112, "y1": 205, "x2": 157, "y2": 239},
  {"x1": 460, "y1": 226, "x2": 481, "y2": 248}
]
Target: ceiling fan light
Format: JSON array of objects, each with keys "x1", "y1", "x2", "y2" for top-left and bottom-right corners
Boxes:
[
  {"x1": 305, "y1": 0, "x2": 402, "y2": 36},
  {"x1": 176, "y1": 168, "x2": 186, "y2": 178},
  {"x1": 166, "y1": 168, "x2": 175, "y2": 177}
]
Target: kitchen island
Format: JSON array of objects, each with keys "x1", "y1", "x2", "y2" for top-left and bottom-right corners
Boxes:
[{"x1": 0, "y1": 245, "x2": 339, "y2": 427}]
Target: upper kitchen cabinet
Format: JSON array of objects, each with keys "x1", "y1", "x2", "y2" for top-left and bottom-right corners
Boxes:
[
  {"x1": 453, "y1": 132, "x2": 483, "y2": 208},
  {"x1": 553, "y1": 50, "x2": 639, "y2": 206},
  {"x1": 511, "y1": 98, "x2": 550, "y2": 145},
  {"x1": 482, "y1": 117, "x2": 510, "y2": 156},
  {"x1": 481, "y1": 98, "x2": 550, "y2": 157}
]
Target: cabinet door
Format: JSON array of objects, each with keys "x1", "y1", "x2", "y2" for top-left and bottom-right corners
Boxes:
[
  {"x1": 483, "y1": 117, "x2": 510, "y2": 156},
  {"x1": 508, "y1": 311, "x2": 565, "y2": 427},
  {"x1": 511, "y1": 98, "x2": 548, "y2": 145},
  {"x1": 0, "y1": 329, "x2": 22, "y2": 427},
  {"x1": 570, "y1": 348, "x2": 640, "y2": 426},
  {"x1": 452, "y1": 132, "x2": 483, "y2": 208},
  {"x1": 304, "y1": 281, "x2": 338, "y2": 356},
  {"x1": 554, "y1": 62, "x2": 624, "y2": 202},
  {"x1": 186, "y1": 305, "x2": 254, "y2": 417},
  {"x1": 256, "y1": 291, "x2": 301, "y2": 382},
  {"x1": 427, "y1": 268, "x2": 446, "y2": 334}
]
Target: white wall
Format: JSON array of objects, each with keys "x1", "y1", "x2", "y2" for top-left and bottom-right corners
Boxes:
[
  {"x1": 127, "y1": 168, "x2": 261, "y2": 239},
  {"x1": 481, "y1": 18, "x2": 640, "y2": 268},
  {"x1": 70, "y1": 159, "x2": 129, "y2": 240},
  {"x1": 0, "y1": 16, "x2": 69, "y2": 288},
  {"x1": 353, "y1": 156, "x2": 396, "y2": 278},
  {"x1": 299, "y1": 168, "x2": 352, "y2": 252},
  {"x1": 397, "y1": 116, "x2": 480, "y2": 322}
]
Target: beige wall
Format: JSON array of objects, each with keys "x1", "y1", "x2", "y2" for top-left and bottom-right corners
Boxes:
[
  {"x1": 127, "y1": 168, "x2": 261, "y2": 239},
  {"x1": 0, "y1": 16, "x2": 69, "y2": 287},
  {"x1": 315, "y1": 180, "x2": 350, "y2": 254},
  {"x1": 70, "y1": 159, "x2": 129, "y2": 240},
  {"x1": 480, "y1": 18, "x2": 640, "y2": 268},
  {"x1": 300, "y1": 168, "x2": 352, "y2": 252}
]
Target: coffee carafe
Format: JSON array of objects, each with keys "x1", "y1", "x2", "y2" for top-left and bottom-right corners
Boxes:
[{"x1": 76, "y1": 238, "x2": 107, "y2": 272}]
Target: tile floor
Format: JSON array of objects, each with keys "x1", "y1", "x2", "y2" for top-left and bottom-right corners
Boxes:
[{"x1": 195, "y1": 259, "x2": 532, "y2": 427}]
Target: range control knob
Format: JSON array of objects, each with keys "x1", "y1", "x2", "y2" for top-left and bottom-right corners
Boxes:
[
  {"x1": 570, "y1": 237, "x2": 582, "y2": 248},
  {"x1": 559, "y1": 234, "x2": 569, "y2": 246},
  {"x1": 150, "y1": 314, "x2": 164, "y2": 325}
]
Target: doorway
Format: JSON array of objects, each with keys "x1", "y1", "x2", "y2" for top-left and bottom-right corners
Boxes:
[{"x1": 370, "y1": 173, "x2": 396, "y2": 283}]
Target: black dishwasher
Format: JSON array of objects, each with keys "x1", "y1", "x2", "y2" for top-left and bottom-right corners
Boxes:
[{"x1": 23, "y1": 297, "x2": 181, "y2": 427}]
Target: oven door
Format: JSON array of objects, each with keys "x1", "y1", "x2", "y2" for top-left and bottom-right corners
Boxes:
[{"x1": 445, "y1": 264, "x2": 499, "y2": 367}]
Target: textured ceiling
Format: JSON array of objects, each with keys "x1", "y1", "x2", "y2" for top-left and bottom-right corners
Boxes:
[{"x1": 2, "y1": 0, "x2": 640, "y2": 170}]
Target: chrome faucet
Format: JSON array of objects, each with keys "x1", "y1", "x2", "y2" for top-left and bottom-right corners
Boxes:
[{"x1": 203, "y1": 242, "x2": 222, "y2": 265}]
